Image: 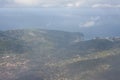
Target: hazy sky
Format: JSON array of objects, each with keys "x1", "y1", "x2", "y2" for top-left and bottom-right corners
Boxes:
[
  {"x1": 0, "y1": 0, "x2": 120, "y2": 38},
  {"x1": 0, "y1": 0, "x2": 120, "y2": 8}
]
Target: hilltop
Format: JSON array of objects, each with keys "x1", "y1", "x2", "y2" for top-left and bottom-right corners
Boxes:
[{"x1": 0, "y1": 29, "x2": 120, "y2": 80}]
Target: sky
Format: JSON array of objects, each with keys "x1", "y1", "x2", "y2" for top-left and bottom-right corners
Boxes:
[
  {"x1": 0, "y1": 0, "x2": 120, "y2": 8},
  {"x1": 0, "y1": 0, "x2": 120, "y2": 39}
]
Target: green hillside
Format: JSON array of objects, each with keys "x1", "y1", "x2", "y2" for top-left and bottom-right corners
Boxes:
[{"x1": 0, "y1": 29, "x2": 120, "y2": 80}]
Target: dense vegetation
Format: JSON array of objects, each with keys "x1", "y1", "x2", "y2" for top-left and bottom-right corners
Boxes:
[{"x1": 0, "y1": 29, "x2": 120, "y2": 80}]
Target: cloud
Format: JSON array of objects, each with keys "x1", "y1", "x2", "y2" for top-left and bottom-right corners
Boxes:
[
  {"x1": 82, "y1": 21, "x2": 95, "y2": 27},
  {"x1": 0, "y1": 0, "x2": 120, "y2": 8},
  {"x1": 66, "y1": 0, "x2": 85, "y2": 8},
  {"x1": 14, "y1": 0, "x2": 39, "y2": 6},
  {"x1": 0, "y1": 0, "x2": 56, "y2": 7},
  {"x1": 74, "y1": 1, "x2": 85, "y2": 7},
  {"x1": 0, "y1": 0, "x2": 86, "y2": 8},
  {"x1": 0, "y1": 0, "x2": 41, "y2": 7},
  {"x1": 92, "y1": 4, "x2": 120, "y2": 8},
  {"x1": 80, "y1": 16, "x2": 100, "y2": 28},
  {"x1": 66, "y1": 3, "x2": 74, "y2": 7}
]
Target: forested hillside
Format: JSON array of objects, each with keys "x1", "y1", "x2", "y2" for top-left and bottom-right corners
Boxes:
[{"x1": 0, "y1": 29, "x2": 120, "y2": 80}]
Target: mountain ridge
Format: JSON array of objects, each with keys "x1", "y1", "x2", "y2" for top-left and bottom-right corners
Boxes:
[{"x1": 0, "y1": 29, "x2": 120, "y2": 80}]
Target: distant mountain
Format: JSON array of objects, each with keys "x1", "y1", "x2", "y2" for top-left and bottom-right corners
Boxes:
[
  {"x1": 0, "y1": 29, "x2": 83, "y2": 53},
  {"x1": 0, "y1": 29, "x2": 120, "y2": 80}
]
